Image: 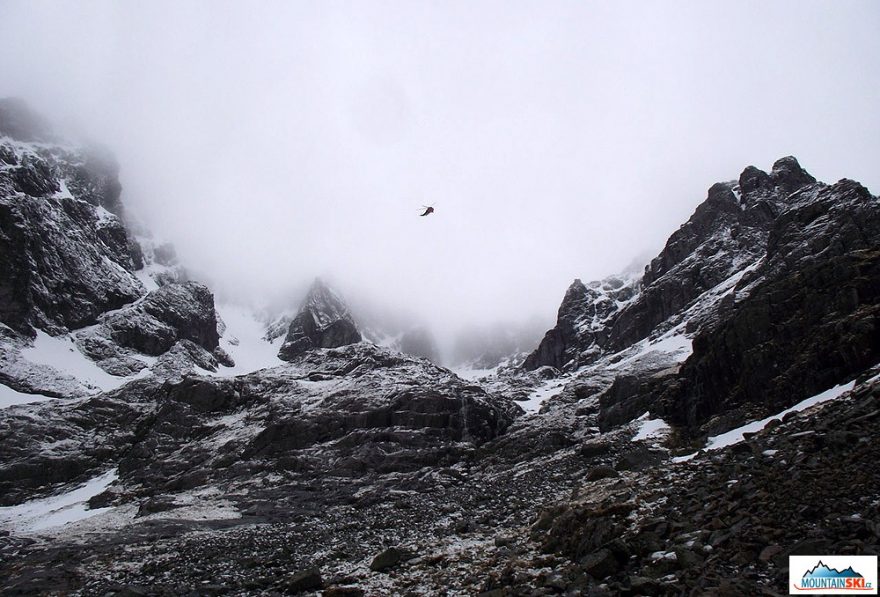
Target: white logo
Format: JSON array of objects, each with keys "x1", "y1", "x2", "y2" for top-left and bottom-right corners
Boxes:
[{"x1": 789, "y1": 555, "x2": 878, "y2": 594}]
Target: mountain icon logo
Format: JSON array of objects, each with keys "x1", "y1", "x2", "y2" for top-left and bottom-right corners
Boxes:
[{"x1": 803, "y1": 561, "x2": 864, "y2": 579}]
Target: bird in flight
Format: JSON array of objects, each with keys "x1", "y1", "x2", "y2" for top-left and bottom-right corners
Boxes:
[{"x1": 420, "y1": 205, "x2": 435, "y2": 217}]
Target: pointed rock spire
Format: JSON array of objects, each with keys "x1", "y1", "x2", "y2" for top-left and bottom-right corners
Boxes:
[
  {"x1": 770, "y1": 156, "x2": 816, "y2": 195},
  {"x1": 739, "y1": 165, "x2": 772, "y2": 195},
  {"x1": 278, "y1": 278, "x2": 362, "y2": 361}
]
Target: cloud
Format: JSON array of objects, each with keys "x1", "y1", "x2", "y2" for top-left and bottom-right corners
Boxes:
[{"x1": 1, "y1": 0, "x2": 878, "y2": 344}]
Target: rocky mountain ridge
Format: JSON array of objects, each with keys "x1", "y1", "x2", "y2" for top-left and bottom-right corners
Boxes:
[
  {"x1": 527, "y1": 156, "x2": 879, "y2": 440},
  {"x1": 526, "y1": 157, "x2": 816, "y2": 373},
  {"x1": 0, "y1": 100, "x2": 239, "y2": 401}
]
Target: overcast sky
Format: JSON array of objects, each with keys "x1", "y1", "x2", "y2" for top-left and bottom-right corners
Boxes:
[{"x1": 1, "y1": 1, "x2": 878, "y2": 339}]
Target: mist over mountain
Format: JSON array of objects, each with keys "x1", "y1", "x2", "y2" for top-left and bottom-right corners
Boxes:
[{"x1": 2, "y1": 2, "x2": 879, "y2": 339}]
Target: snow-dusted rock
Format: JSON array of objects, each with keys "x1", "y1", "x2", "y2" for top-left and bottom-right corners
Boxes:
[
  {"x1": 526, "y1": 157, "x2": 880, "y2": 438},
  {"x1": 523, "y1": 274, "x2": 639, "y2": 371},
  {"x1": 0, "y1": 343, "x2": 520, "y2": 509},
  {"x1": 104, "y1": 282, "x2": 219, "y2": 356},
  {"x1": 0, "y1": 101, "x2": 144, "y2": 335},
  {"x1": 278, "y1": 279, "x2": 363, "y2": 360},
  {"x1": 674, "y1": 175, "x2": 880, "y2": 434}
]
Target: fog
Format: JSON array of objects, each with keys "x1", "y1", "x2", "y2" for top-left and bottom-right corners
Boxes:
[{"x1": 2, "y1": 1, "x2": 879, "y2": 343}]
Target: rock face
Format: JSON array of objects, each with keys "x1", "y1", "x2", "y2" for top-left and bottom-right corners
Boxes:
[
  {"x1": 102, "y1": 282, "x2": 220, "y2": 356},
  {"x1": 0, "y1": 101, "x2": 226, "y2": 397},
  {"x1": 242, "y1": 346, "x2": 517, "y2": 474},
  {"x1": 0, "y1": 101, "x2": 144, "y2": 335},
  {"x1": 528, "y1": 157, "x2": 880, "y2": 437},
  {"x1": 0, "y1": 378, "x2": 157, "y2": 505},
  {"x1": 278, "y1": 279, "x2": 362, "y2": 360},
  {"x1": 68, "y1": 281, "x2": 223, "y2": 379},
  {"x1": 606, "y1": 178, "x2": 774, "y2": 353},
  {"x1": 0, "y1": 343, "x2": 519, "y2": 505},
  {"x1": 523, "y1": 276, "x2": 638, "y2": 371},
  {"x1": 672, "y1": 178, "x2": 880, "y2": 433},
  {"x1": 0, "y1": 178, "x2": 144, "y2": 335},
  {"x1": 526, "y1": 159, "x2": 810, "y2": 372}
]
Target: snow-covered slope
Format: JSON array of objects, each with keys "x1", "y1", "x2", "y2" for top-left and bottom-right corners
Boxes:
[{"x1": 214, "y1": 304, "x2": 284, "y2": 375}]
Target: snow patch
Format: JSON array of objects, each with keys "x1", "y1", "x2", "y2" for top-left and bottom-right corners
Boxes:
[
  {"x1": 21, "y1": 330, "x2": 132, "y2": 393},
  {"x1": 609, "y1": 329, "x2": 692, "y2": 370},
  {"x1": 135, "y1": 267, "x2": 160, "y2": 292},
  {"x1": 212, "y1": 304, "x2": 284, "y2": 376},
  {"x1": 519, "y1": 378, "x2": 566, "y2": 414},
  {"x1": 730, "y1": 184, "x2": 743, "y2": 206},
  {"x1": 137, "y1": 488, "x2": 241, "y2": 523},
  {"x1": 673, "y1": 379, "x2": 858, "y2": 463},
  {"x1": 452, "y1": 365, "x2": 499, "y2": 381},
  {"x1": 863, "y1": 370, "x2": 880, "y2": 386},
  {"x1": 0, "y1": 383, "x2": 57, "y2": 409},
  {"x1": 0, "y1": 468, "x2": 118, "y2": 533},
  {"x1": 706, "y1": 380, "x2": 856, "y2": 451},
  {"x1": 94, "y1": 205, "x2": 119, "y2": 226},
  {"x1": 632, "y1": 412, "x2": 671, "y2": 442},
  {"x1": 54, "y1": 178, "x2": 74, "y2": 199}
]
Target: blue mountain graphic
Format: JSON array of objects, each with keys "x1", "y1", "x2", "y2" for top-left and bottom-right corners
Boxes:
[{"x1": 803, "y1": 561, "x2": 863, "y2": 579}]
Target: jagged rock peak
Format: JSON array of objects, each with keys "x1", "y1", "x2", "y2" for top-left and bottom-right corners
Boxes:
[
  {"x1": 738, "y1": 165, "x2": 772, "y2": 194},
  {"x1": 559, "y1": 279, "x2": 588, "y2": 320},
  {"x1": 522, "y1": 273, "x2": 639, "y2": 371},
  {"x1": 738, "y1": 156, "x2": 817, "y2": 198},
  {"x1": 277, "y1": 278, "x2": 362, "y2": 361},
  {"x1": 770, "y1": 155, "x2": 815, "y2": 193},
  {"x1": 300, "y1": 277, "x2": 353, "y2": 327},
  {"x1": 0, "y1": 98, "x2": 124, "y2": 215},
  {"x1": 524, "y1": 156, "x2": 832, "y2": 373}
]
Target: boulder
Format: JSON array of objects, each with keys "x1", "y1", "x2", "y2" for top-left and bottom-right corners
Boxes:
[
  {"x1": 286, "y1": 568, "x2": 323, "y2": 593},
  {"x1": 370, "y1": 547, "x2": 405, "y2": 572},
  {"x1": 580, "y1": 548, "x2": 620, "y2": 580},
  {"x1": 585, "y1": 466, "x2": 619, "y2": 481}
]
